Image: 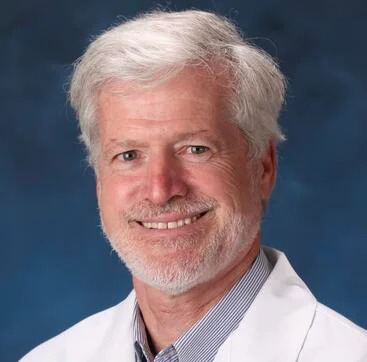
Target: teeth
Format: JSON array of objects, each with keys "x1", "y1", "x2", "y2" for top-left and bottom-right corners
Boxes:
[
  {"x1": 157, "y1": 222, "x2": 167, "y2": 229},
  {"x1": 141, "y1": 214, "x2": 203, "y2": 230},
  {"x1": 167, "y1": 221, "x2": 177, "y2": 229}
]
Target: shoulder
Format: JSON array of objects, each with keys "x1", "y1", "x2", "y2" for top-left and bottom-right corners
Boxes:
[
  {"x1": 20, "y1": 291, "x2": 136, "y2": 362},
  {"x1": 262, "y1": 247, "x2": 367, "y2": 361},
  {"x1": 299, "y1": 302, "x2": 367, "y2": 360}
]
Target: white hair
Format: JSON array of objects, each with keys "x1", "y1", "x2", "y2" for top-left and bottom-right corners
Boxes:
[{"x1": 69, "y1": 9, "x2": 287, "y2": 166}]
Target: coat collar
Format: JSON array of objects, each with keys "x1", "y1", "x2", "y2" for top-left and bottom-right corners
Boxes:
[{"x1": 214, "y1": 247, "x2": 317, "y2": 362}]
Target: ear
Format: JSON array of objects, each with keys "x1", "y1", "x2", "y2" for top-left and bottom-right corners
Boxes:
[
  {"x1": 260, "y1": 141, "x2": 277, "y2": 201},
  {"x1": 96, "y1": 176, "x2": 101, "y2": 205}
]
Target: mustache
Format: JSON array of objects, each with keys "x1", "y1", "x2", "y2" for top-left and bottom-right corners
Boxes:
[{"x1": 122, "y1": 194, "x2": 219, "y2": 221}]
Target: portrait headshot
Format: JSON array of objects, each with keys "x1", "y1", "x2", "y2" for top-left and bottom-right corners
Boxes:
[{"x1": 2, "y1": 1, "x2": 366, "y2": 361}]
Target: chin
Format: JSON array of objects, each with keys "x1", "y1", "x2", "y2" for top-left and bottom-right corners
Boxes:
[
  {"x1": 110, "y1": 235, "x2": 221, "y2": 295},
  {"x1": 128, "y1": 251, "x2": 222, "y2": 296}
]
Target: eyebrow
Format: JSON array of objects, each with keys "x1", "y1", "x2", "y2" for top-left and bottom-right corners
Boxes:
[
  {"x1": 175, "y1": 130, "x2": 211, "y2": 140},
  {"x1": 107, "y1": 139, "x2": 148, "y2": 149}
]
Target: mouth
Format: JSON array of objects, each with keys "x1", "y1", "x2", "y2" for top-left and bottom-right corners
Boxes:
[{"x1": 135, "y1": 211, "x2": 209, "y2": 230}]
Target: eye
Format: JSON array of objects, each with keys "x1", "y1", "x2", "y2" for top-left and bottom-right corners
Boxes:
[
  {"x1": 181, "y1": 145, "x2": 212, "y2": 162},
  {"x1": 117, "y1": 150, "x2": 137, "y2": 161},
  {"x1": 189, "y1": 145, "x2": 209, "y2": 155}
]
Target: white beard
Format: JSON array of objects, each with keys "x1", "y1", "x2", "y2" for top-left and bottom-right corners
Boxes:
[{"x1": 101, "y1": 196, "x2": 262, "y2": 295}]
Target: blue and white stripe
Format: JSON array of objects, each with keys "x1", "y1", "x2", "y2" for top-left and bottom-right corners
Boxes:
[{"x1": 134, "y1": 248, "x2": 272, "y2": 362}]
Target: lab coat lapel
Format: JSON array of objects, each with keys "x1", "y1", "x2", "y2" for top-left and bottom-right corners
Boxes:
[
  {"x1": 92, "y1": 291, "x2": 136, "y2": 362},
  {"x1": 214, "y1": 248, "x2": 317, "y2": 362}
]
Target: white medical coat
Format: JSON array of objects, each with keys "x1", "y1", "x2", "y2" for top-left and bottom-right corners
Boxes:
[{"x1": 21, "y1": 248, "x2": 367, "y2": 361}]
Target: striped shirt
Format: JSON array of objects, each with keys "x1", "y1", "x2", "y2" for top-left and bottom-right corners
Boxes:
[{"x1": 133, "y1": 248, "x2": 272, "y2": 362}]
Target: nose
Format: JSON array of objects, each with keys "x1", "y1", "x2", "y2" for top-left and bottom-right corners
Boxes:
[{"x1": 144, "y1": 152, "x2": 188, "y2": 206}]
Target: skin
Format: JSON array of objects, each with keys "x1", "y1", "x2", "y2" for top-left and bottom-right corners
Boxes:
[{"x1": 95, "y1": 67, "x2": 276, "y2": 354}]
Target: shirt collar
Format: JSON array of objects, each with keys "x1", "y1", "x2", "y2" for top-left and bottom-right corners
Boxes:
[{"x1": 133, "y1": 303, "x2": 155, "y2": 362}]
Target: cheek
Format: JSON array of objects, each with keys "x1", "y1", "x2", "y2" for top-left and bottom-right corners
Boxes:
[
  {"x1": 99, "y1": 171, "x2": 141, "y2": 201},
  {"x1": 98, "y1": 173, "x2": 142, "y2": 228},
  {"x1": 188, "y1": 160, "x2": 251, "y2": 211}
]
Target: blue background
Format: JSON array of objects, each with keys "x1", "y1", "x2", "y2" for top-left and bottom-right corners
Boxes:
[{"x1": 1, "y1": 1, "x2": 366, "y2": 360}]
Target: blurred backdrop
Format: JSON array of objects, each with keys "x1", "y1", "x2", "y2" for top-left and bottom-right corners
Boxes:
[{"x1": 1, "y1": 0, "x2": 366, "y2": 360}]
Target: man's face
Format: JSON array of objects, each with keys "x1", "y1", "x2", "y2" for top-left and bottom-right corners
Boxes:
[{"x1": 96, "y1": 68, "x2": 273, "y2": 295}]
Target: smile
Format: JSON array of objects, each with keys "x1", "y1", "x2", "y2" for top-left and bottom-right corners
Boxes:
[{"x1": 137, "y1": 211, "x2": 208, "y2": 230}]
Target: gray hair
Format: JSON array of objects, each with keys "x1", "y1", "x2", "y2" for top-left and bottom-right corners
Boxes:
[{"x1": 69, "y1": 10, "x2": 286, "y2": 166}]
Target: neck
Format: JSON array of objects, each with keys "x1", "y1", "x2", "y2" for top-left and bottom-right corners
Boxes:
[{"x1": 133, "y1": 238, "x2": 260, "y2": 354}]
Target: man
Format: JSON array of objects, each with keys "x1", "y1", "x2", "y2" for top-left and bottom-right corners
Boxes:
[{"x1": 21, "y1": 9, "x2": 366, "y2": 362}]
